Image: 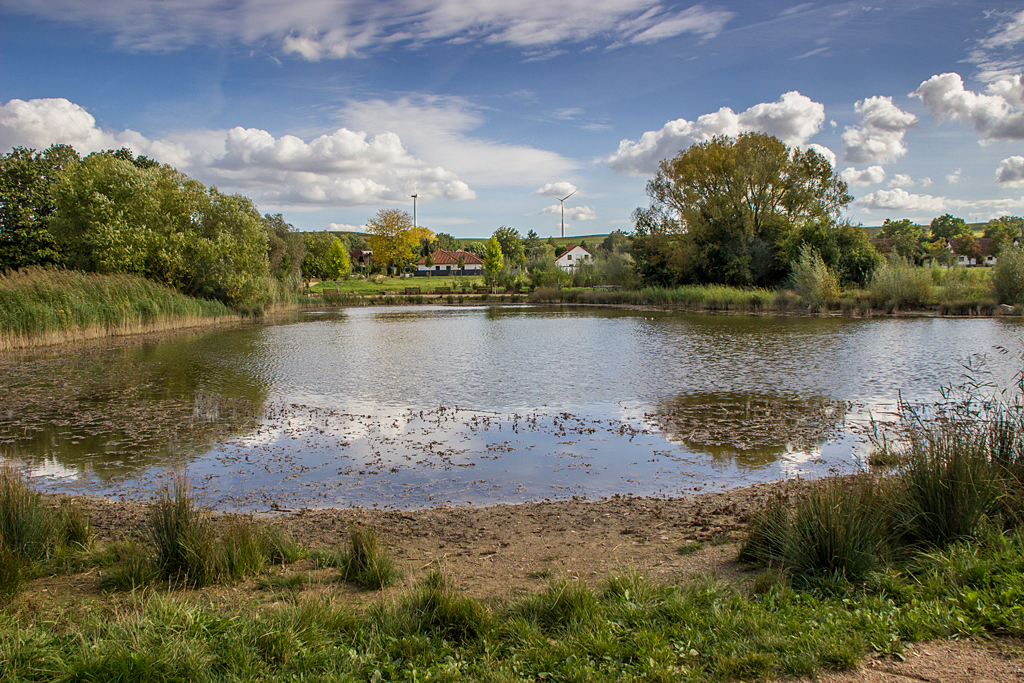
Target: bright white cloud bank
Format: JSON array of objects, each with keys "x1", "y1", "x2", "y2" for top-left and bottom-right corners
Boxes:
[
  {"x1": 997, "y1": 156, "x2": 1024, "y2": 186},
  {"x1": 911, "y1": 72, "x2": 1024, "y2": 140},
  {"x1": 535, "y1": 182, "x2": 578, "y2": 198},
  {"x1": 857, "y1": 188, "x2": 1024, "y2": 216},
  {"x1": 2, "y1": 0, "x2": 733, "y2": 57},
  {"x1": 841, "y1": 96, "x2": 918, "y2": 164},
  {"x1": 0, "y1": 97, "x2": 483, "y2": 208},
  {"x1": 840, "y1": 165, "x2": 885, "y2": 187},
  {"x1": 605, "y1": 91, "x2": 825, "y2": 176}
]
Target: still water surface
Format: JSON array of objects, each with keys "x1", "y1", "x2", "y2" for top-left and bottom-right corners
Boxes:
[{"x1": 2, "y1": 306, "x2": 1022, "y2": 510}]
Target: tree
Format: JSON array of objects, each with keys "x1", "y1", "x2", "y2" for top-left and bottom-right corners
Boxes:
[
  {"x1": 323, "y1": 237, "x2": 351, "y2": 280},
  {"x1": 492, "y1": 226, "x2": 525, "y2": 267},
  {"x1": 779, "y1": 221, "x2": 882, "y2": 286},
  {"x1": 929, "y1": 214, "x2": 968, "y2": 240},
  {"x1": 424, "y1": 249, "x2": 434, "y2": 276},
  {"x1": 985, "y1": 216, "x2": 1024, "y2": 255},
  {"x1": 925, "y1": 236, "x2": 955, "y2": 266},
  {"x1": 302, "y1": 232, "x2": 336, "y2": 281},
  {"x1": 633, "y1": 132, "x2": 851, "y2": 287},
  {"x1": 0, "y1": 145, "x2": 80, "y2": 271},
  {"x1": 265, "y1": 213, "x2": 305, "y2": 281},
  {"x1": 435, "y1": 232, "x2": 460, "y2": 251},
  {"x1": 953, "y1": 233, "x2": 981, "y2": 264},
  {"x1": 483, "y1": 236, "x2": 503, "y2": 290},
  {"x1": 878, "y1": 219, "x2": 924, "y2": 263},
  {"x1": 367, "y1": 209, "x2": 433, "y2": 276}
]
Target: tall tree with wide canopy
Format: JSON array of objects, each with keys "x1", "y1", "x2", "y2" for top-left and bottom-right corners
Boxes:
[
  {"x1": 632, "y1": 132, "x2": 852, "y2": 287},
  {"x1": 367, "y1": 209, "x2": 433, "y2": 276}
]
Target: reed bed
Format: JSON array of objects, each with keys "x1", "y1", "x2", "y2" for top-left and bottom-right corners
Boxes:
[
  {"x1": 529, "y1": 284, "x2": 787, "y2": 311},
  {"x1": 0, "y1": 267, "x2": 234, "y2": 350}
]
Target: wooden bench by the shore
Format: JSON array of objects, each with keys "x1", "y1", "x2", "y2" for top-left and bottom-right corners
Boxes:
[{"x1": 404, "y1": 287, "x2": 421, "y2": 295}]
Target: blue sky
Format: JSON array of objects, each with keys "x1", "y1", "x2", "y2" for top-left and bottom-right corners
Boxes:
[{"x1": 4, "y1": 1, "x2": 1024, "y2": 237}]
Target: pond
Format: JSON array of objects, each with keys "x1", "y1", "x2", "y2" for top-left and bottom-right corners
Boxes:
[{"x1": 2, "y1": 305, "x2": 1022, "y2": 510}]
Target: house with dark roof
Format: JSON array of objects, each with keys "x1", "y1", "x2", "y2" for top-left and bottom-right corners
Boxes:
[
  {"x1": 414, "y1": 249, "x2": 484, "y2": 276},
  {"x1": 949, "y1": 236, "x2": 998, "y2": 266}
]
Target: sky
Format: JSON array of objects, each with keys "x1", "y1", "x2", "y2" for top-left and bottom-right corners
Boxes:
[{"x1": 5, "y1": 2, "x2": 1024, "y2": 237}]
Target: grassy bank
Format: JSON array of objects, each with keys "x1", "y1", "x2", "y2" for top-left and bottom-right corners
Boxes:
[{"x1": 0, "y1": 268, "x2": 237, "y2": 351}]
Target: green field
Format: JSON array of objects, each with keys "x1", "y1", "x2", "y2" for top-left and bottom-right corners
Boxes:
[{"x1": 310, "y1": 275, "x2": 488, "y2": 295}]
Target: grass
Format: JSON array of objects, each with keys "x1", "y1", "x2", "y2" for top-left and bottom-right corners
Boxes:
[
  {"x1": 2, "y1": 531, "x2": 1024, "y2": 681},
  {"x1": 309, "y1": 275, "x2": 486, "y2": 296},
  {"x1": 316, "y1": 525, "x2": 401, "y2": 590},
  {"x1": 0, "y1": 267, "x2": 234, "y2": 349}
]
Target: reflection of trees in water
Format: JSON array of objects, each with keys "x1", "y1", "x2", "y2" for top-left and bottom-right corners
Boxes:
[
  {"x1": 0, "y1": 331, "x2": 268, "y2": 480},
  {"x1": 648, "y1": 392, "x2": 846, "y2": 468}
]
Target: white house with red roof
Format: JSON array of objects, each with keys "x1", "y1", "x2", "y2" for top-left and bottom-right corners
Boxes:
[
  {"x1": 555, "y1": 244, "x2": 593, "y2": 272},
  {"x1": 415, "y1": 249, "x2": 484, "y2": 276}
]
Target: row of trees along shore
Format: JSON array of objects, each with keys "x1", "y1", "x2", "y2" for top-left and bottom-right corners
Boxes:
[{"x1": 6, "y1": 136, "x2": 1024, "y2": 325}]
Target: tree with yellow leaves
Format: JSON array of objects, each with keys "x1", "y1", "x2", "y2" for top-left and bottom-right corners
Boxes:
[{"x1": 366, "y1": 209, "x2": 434, "y2": 276}]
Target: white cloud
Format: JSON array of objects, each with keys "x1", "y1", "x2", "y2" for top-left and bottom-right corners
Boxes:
[
  {"x1": 535, "y1": 182, "x2": 578, "y2": 198},
  {"x1": 888, "y1": 173, "x2": 913, "y2": 187},
  {"x1": 841, "y1": 96, "x2": 918, "y2": 164},
  {"x1": 997, "y1": 156, "x2": 1024, "y2": 186},
  {"x1": 840, "y1": 165, "x2": 885, "y2": 187},
  {"x1": 968, "y1": 10, "x2": 1024, "y2": 83},
  {"x1": 856, "y1": 188, "x2": 1024, "y2": 216},
  {"x1": 605, "y1": 91, "x2": 825, "y2": 176},
  {"x1": 3, "y1": 0, "x2": 734, "y2": 58},
  {"x1": 920, "y1": 177, "x2": 933, "y2": 187},
  {"x1": 911, "y1": 72, "x2": 1024, "y2": 140},
  {"x1": 341, "y1": 96, "x2": 576, "y2": 187},
  {"x1": 946, "y1": 168, "x2": 962, "y2": 184},
  {"x1": 856, "y1": 189, "x2": 947, "y2": 214},
  {"x1": 0, "y1": 96, "x2": 476, "y2": 209},
  {"x1": 539, "y1": 204, "x2": 596, "y2": 220},
  {"x1": 325, "y1": 222, "x2": 365, "y2": 231}
]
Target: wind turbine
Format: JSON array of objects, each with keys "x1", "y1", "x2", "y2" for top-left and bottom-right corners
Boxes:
[
  {"x1": 558, "y1": 188, "x2": 577, "y2": 239},
  {"x1": 411, "y1": 193, "x2": 418, "y2": 228}
]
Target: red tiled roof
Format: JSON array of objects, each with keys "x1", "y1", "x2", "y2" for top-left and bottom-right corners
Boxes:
[
  {"x1": 558, "y1": 244, "x2": 592, "y2": 258},
  {"x1": 415, "y1": 249, "x2": 484, "y2": 266}
]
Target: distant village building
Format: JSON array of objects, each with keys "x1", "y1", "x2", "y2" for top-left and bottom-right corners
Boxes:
[
  {"x1": 350, "y1": 249, "x2": 373, "y2": 272},
  {"x1": 415, "y1": 249, "x2": 484, "y2": 276},
  {"x1": 950, "y1": 236, "x2": 997, "y2": 266},
  {"x1": 555, "y1": 245, "x2": 593, "y2": 272}
]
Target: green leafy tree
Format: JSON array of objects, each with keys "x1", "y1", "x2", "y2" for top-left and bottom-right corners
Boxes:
[
  {"x1": 993, "y1": 244, "x2": 1024, "y2": 304},
  {"x1": 324, "y1": 237, "x2": 351, "y2": 280},
  {"x1": 524, "y1": 229, "x2": 542, "y2": 257},
  {"x1": 265, "y1": 213, "x2": 305, "y2": 281},
  {"x1": 435, "y1": 232, "x2": 460, "y2": 251},
  {"x1": 984, "y1": 216, "x2": 1024, "y2": 256},
  {"x1": 492, "y1": 226, "x2": 525, "y2": 267},
  {"x1": 878, "y1": 219, "x2": 924, "y2": 263},
  {"x1": 424, "y1": 250, "x2": 434, "y2": 276},
  {"x1": 483, "y1": 236, "x2": 503, "y2": 289},
  {"x1": 634, "y1": 132, "x2": 851, "y2": 287},
  {"x1": 929, "y1": 214, "x2": 968, "y2": 240},
  {"x1": 0, "y1": 145, "x2": 79, "y2": 271},
  {"x1": 953, "y1": 233, "x2": 982, "y2": 263},
  {"x1": 302, "y1": 232, "x2": 336, "y2": 281},
  {"x1": 779, "y1": 221, "x2": 882, "y2": 286},
  {"x1": 926, "y1": 236, "x2": 955, "y2": 266}
]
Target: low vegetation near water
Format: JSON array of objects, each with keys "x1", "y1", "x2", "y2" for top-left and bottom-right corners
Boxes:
[{"x1": 2, "y1": 370, "x2": 1024, "y2": 681}]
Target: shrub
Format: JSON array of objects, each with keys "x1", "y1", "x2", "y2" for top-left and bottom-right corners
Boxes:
[
  {"x1": 0, "y1": 465, "x2": 53, "y2": 561},
  {"x1": 791, "y1": 244, "x2": 840, "y2": 310},
  {"x1": 868, "y1": 256, "x2": 933, "y2": 308},
  {"x1": 335, "y1": 525, "x2": 400, "y2": 590},
  {"x1": 146, "y1": 475, "x2": 216, "y2": 587},
  {"x1": 993, "y1": 244, "x2": 1024, "y2": 304}
]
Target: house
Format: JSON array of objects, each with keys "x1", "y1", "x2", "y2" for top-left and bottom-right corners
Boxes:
[
  {"x1": 350, "y1": 249, "x2": 373, "y2": 272},
  {"x1": 414, "y1": 249, "x2": 484, "y2": 276},
  {"x1": 555, "y1": 245, "x2": 593, "y2": 272},
  {"x1": 948, "y1": 236, "x2": 997, "y2": 266}
]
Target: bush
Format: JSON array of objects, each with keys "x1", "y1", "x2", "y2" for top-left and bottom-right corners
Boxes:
[
  {"x1": 868, "y1": 255, "x2": 933, "y2": 308},
  {"x1": 0, "y1": 465, "x2": 54, "y2": 561},
  {"x1": 334, "y1": 525, "x2": 400, "y2": 590},
  {"x1": 791, "y1": 244, "x2": 840, "y2": 310},
  {"x1": 993, "y1": 244, "x2": 1024, "y2": 304},
  {"x1": 739, "y1": 478, "x2": 889, "y2": 585},
  {"x1": 146, "y1": 475, "x2": 216, "y2": 587}
]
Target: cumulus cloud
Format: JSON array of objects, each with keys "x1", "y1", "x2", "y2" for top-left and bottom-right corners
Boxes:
[
  {"x1": 342, "y1": 96, "x2": 576, "y2": 187},
  {"x1": 997, "y1": 156, "x2": 1024, "y2": 186},
  {"x1": 325, "y1": 222, "x2": 366, "y2": 231},
  {"x1": 841, "y1": 96, "x2": 918, "y2": 164},
  {"x1": 946, "y1": 168, "x2": 962, "y2": 184},
  {"x1": 856, "y1": 189, "x2": 1024, "y2": 216},
  {"x1": 0, "y1": 96, "x2": 476, "y2": 209},
  {"x1": 887, "y1": 173, "x2": 913, "y2": 188},
  {"x1": 911, "y1": 72, "x2": 1024, "y2": 140},
  {"x1": 535, "y1": 182, "x2": 578, "y2": 198},
  {"x1": 539, "y1": 204, "x2": 596, "y2": 220},
  {"x1": 605, "y1": 91, "x2": 825, "y2": 176},
  {"x1": 3, "y1": 0, "x2": 734, "y2": 58},
  {"x1": 840, "y1": 165, "x2": 885, "y2": 187}
]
